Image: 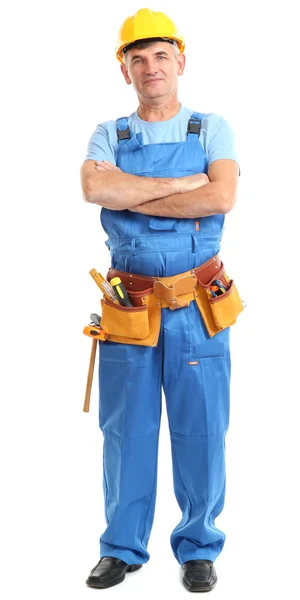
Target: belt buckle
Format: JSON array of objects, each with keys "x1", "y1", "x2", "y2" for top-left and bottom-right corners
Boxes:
[
  {"x1": 169, "y1": 282, "x2": 189, "y2": 310},
  {"x1": 170, "y1": 297, "x2": 189, "y2": 310},
  {"x1": 153, "y1": 278, "x2": 192, "y2": 310}
]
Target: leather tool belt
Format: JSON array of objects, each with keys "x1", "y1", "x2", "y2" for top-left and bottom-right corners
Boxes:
[{"x1": 99, "y1": 253, "x2": 244, "y2": 347}]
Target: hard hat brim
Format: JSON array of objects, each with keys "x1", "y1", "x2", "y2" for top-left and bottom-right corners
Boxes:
[{"x1": 116, "y1": 35, "x2": 185, "y2": 63}]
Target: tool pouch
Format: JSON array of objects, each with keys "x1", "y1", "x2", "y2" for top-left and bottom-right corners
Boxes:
[
  {"x1": 194, "y1": 260, "x2": 244, "y2": 336},
  {"x1": 208, "y1": 279, "x2": 243, "y2": 329},
  {"x1": 100, "y1": 289, "x2": 162, "y2": 347}
]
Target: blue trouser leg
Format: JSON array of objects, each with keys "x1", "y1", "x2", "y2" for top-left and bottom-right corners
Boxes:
[
  {"x1": 97, "y1": 268, "x2": 230, "y2": 565},
  {"x1": 98, "y1": 333, "x2": 163, "y2": 565},
  {"x1": 163, "y1": 300, "x2": 231, "y2": 565}
]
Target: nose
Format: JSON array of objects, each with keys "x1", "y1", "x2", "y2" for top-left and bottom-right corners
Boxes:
[{"x1": 144, "y1": 58, "x2": 159, "y2": 76}]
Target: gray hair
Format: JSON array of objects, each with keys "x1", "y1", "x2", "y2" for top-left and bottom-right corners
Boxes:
[{"x1": 123, "y1": 40, "x2": 180, "y2": 66}]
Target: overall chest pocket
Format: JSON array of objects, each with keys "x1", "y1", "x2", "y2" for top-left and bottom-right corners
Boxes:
[{"x1": 149, "y1": 216, "x2": 178, "y2": 231}]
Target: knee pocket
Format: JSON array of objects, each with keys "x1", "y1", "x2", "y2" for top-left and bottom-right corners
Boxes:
[{"x1": 171, "y1": 355, "x2": 230, "y2": 437}]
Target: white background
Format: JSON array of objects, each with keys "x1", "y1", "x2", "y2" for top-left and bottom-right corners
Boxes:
[{"x1": 1, "y1": 1, "x2": 299, "y2": 598}]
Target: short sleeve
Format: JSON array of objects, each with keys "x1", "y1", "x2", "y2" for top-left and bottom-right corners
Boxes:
[
  {"x1": 207, "y1": 118, "x2": 240, "y2": 176},
  {"x1": 84, "y1": 122, "x2": 116, "y2": 163}
]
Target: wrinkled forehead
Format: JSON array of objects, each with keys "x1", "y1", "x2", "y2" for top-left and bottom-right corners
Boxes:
[{"x1": 125, "y1": 40, "x2": 175, "y2": 62}]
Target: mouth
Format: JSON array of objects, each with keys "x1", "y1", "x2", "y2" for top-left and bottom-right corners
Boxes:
[{"x1": 144, "y1": 78, "x2": 164, "y2": 83}]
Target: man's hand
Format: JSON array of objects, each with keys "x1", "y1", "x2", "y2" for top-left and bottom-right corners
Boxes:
[
  {"x1": 95, "y1": 160, "x2": 122, "y2": 172},
  {"x1": 128, "y1": 173, "x2": 210, "y2": 212},
  {"x1": 178, "y1": 173, "x2": 210, "y2": 193}
]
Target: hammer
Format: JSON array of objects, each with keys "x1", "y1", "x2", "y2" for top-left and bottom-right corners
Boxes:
[{"x1": 83, "y1": 313, "x2": 106, "y2": 413}]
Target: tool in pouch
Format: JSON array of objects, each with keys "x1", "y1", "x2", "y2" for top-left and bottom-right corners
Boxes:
[
  {"x1": 207, "y1": 278, "x2": 228, "y2": 298},
  {"x1": 110, "y1": 277, "x2": 133, "y2": 306},
  {"x1": 89, "y1": 269, "x2": 119, "y2": 303}
]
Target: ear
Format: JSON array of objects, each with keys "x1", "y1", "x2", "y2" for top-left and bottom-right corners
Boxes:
[
  {"x1": 177, "y1": 54, "x2": 186, "y2": 76},
  {"x1": 120, "y1": 63, "x2": 132, "y2": 85}
]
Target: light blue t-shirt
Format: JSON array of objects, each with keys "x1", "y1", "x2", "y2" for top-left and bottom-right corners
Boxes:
[{"x1": 84, "y1": 104, "x2": 239, "y2": 173}]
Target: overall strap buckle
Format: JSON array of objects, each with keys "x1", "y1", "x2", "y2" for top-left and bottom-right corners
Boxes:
[
  {"x1": 116, "y1": 116, "x2": 131, "y2": 143},
  {"x1": 187, "y1": 112, "x2": 203, "y2": 138},
  {"x1": 117, "y1": 127, "x2": 130, "y2": 141},
  {"x1": 187, "y1": 121, "x2": 201, "y2": 135}
]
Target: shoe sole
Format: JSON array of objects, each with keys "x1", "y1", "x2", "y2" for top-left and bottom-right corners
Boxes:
[
  {"x1": 182, "y1": 577, "x2": 217, "y2": 593},
  {"x1": 86, "y1": 564, "x2": 142, "y2": 588}
]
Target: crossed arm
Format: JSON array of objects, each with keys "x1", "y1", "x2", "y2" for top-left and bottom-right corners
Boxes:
[{"x1": 80, "y1": 158, "x2": 239, "y2": 218}]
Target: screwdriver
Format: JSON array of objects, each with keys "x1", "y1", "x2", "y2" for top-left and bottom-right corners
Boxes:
[
  {"x1": 211, "y1": 279, "x2": 228, "y2": 294},
  {"x1": 110, "y1": 277, "x2": 133, "y2": 307}
]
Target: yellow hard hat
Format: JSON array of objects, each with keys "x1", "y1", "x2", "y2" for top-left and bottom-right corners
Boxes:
[{"x1": 116, "y1": 8, "x2": 185, "y2": 63}]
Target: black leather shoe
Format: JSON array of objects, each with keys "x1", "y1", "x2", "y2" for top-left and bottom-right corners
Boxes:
[
  {"x1": 182, "y1": 559, "x2": 217, "y2": 592},
  {"x1": 86, "y1": 556, "x2": 143, "y2": 588}
]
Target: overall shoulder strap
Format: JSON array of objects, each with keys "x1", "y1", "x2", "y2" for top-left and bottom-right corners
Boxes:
[
  {"x1": 187, "y1": 111, "x2": 205, "y2": 139},
  {"x1": 116, "y1": 116, "x2": 131, "y2": 143}
]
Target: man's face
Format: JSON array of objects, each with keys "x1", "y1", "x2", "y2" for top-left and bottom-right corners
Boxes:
[{"x1": 120, "y1": 41, "x2": 185, "y2": 101}]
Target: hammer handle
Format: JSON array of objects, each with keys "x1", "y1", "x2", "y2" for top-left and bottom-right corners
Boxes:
[{"x1": 83, "y1": 338, "x2": 97, "y2": 412}]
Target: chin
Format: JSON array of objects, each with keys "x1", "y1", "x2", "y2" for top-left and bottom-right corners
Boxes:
[{"x1": 145, "y1": 89, "x2": 168, "y2": 99}]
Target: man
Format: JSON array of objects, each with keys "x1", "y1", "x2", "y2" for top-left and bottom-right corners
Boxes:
[{"x1": 81, "y1": 7, "x2": 240, "y2": 593}]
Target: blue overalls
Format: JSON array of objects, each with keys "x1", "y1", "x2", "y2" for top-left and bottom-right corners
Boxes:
[{"x1": 98, "y1": 112, "x2": 231, "y2": 566}]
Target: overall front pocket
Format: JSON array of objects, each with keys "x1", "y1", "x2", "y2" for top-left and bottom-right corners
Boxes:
[
  {"x1": 208, "y1": 279, "x2": 244, "y2": 329},
  {"x1": 100, "y1": 298, "x2": 150, "y2": 339}
]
